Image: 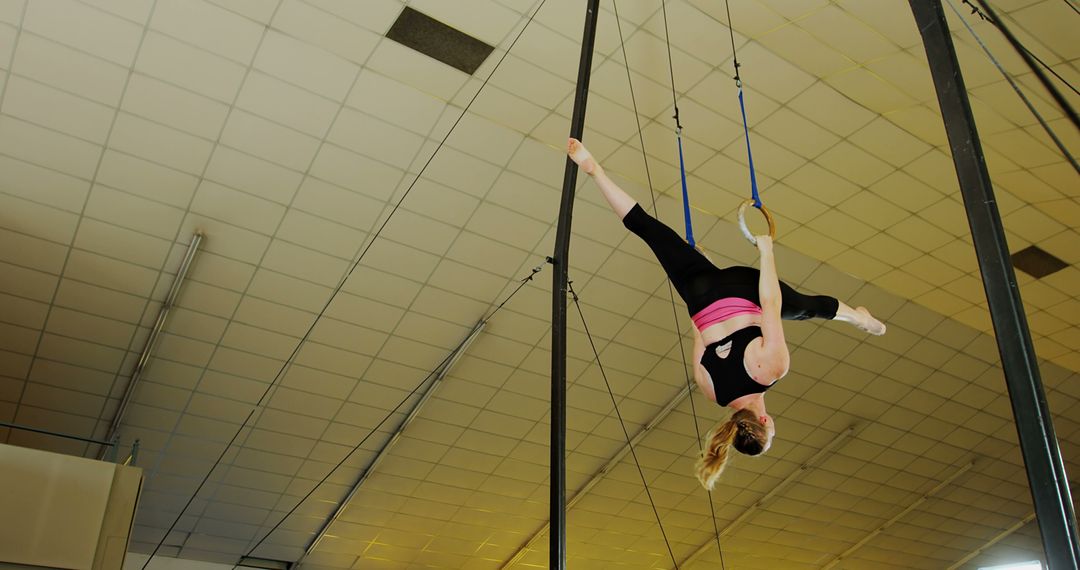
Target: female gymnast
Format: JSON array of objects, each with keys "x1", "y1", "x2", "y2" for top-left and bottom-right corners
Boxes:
[{"x1": 568, "y1": 138, "x2": 886, "y2": 489}]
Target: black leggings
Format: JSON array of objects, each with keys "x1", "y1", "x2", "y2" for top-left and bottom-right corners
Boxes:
[{"x1": 622, "y1": 204, "x2": 838, "y2": 320}]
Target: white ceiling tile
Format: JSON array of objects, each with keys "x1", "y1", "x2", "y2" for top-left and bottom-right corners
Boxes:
[
  {"x1": 203, "y1": 147, "x2": 303, "y2": 206},
  {"x1": 755, "y1": 108, "x2": 840, "y2": 160},
  {"x1": 122, "y1": 74, "x2": 230, "y2": 140},
  {"x1": 275, "y1": 209, "x2": 367, "y2": 260},
  {"x1": 798, "y1": 5, "x2": 900, "y2": 65},
  {"x1": 53, "y1": 278, "x2": 145, "y2": 323},
  {"x1": 2, "y1": 74, "x2": 115, "y2": 144},
  {"x1": 218, "y1": 110, "x2": 321, "y2": 172},
  {"x1": 756, "y1": 24, "x2": 853, "y2": 79},
  {"x1": 447, "y1": 113, "x2": 526, "y2": 167},
  {"x1": 308, "y1": 143, "x2": 404, "y2": 203},
  {"x1": 163, "y1": 307, "x2": 228, "y2": 345},
  {"x1": 0, "y1": 23, "x2": 14, "y2": 68},
  {"x1": 108, "y1": 112, "x2": 213, "y2": 174},
  {"x1": 254, "y1": 29, "x2": 359, "y2": 102},
  {"x1": 399, "y1": 179, "x2": 479, "y2": 227},
  {"x1": 135, "y1": 31, "x2": 248, "y2": 103},
  {"x1": 0, "y1": 192, "x2": 79, "y2": 244},
  {"x1": 303, "y1": 0, "x2": 402, "y2": 34},
  {"x1": 815, "y1": 140, "x2": 894, "y2": 187},
  {"x1": 73, "y1": 218, "x2": 171, "y2": 269},
  {"x1": 869, "y1": 170, "x2": 944, "y2": 214},
  {"x1": 788, "y1": 82, "x2": 875, "y2": 137},
  {"x1": 445, "y1": 232, "x2": 528, "y2": 279},
  {"x1": 0, "y1": 1, "x2": 23, "y2": 25},
  {"x1": 327, "y1": 107, "x2": 426, "y2": 171},
  {"x1": 84, "y1": 185, "x2": 184, "y2": 240},
  {"x1": 504, "y1": 21, "x2": 580, "y2": 83},
  {"x1": 420, "y1": 146, "x2": 502, "y2": 197},
  {"x1": 37, "y1": 332, "x2": 125, "y2": 373},
  {"x1": 0, "y1": 154, "x2": 90, "y2": 213},
  {"x1": 246, "y1": 268, "x2": 332, "y2": 314},
  {"x1": 23, "y1": 0, "x2": 143, "y2": 66},
  {"x1": 78, "y1": 0, "x2": 153, "y2": 23},
  {"x1": 271, "y1": 0, "x2": 381, "y2": 65},
  {"x1": 46, "y1": 306, "x2": 136, "y2": 349},
  {"x1": 825, "y1": 67, "x2": 917, "y2": 114},
  {"x1": 291, "y1": 177, "x2": 384, "y2": 231},
  {"x1": 0, "y1": 115, "x2": 102, "y2": 179},
  {"x1": 488, "y1": 53, "x2": 572, "y2": 111},
  {"x1": 468, "y1": 84, "x2": 549, "y2": 136},
  {"x1": 0, "y1": 260, "x2": 53, "y2": 300},
  {"x1": 64, "y1": 249, "x2": 158, "y2": 297},
  {"x1": 202, "y1": 0, "x2": 278, "y2": 24},
  {"x1": 235, "y1": 71, "x2": 340, "y2": 138},
  {"x1": 151, "y1": 0, "x2": 264, "y2": 64},
  {"x1": 261, "y1": 239, "x2": 350, "y2": 287},
  {"x1": 94, "y1": 151, "x2": 196, "y2": 210},
  {"x1": 784, "y1": 162, "x2": 862, "y2": 207},
  {"x1": 0, "y1": 321, "x2": 37, "y2": 355},
  {"x1": 0, "y1": 291, "x2": 48, "y2": 330},
  {"x1": 849, "y1": 117, "x2": 931, "y2": 168},
  {"x1": 465, "y1": 203, "x2": 548, "y2": 251},
  {"x1": 190, "y1": 180, "x2": 287, "y2": 235}
]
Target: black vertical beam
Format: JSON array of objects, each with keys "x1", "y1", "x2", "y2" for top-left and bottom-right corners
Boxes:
[
  {"x1": 551, "y1": 2, "x2": 600, "y2": 569},
  {"x1": 909, "y1": 2, "x2": 1080, "y2": 568}
]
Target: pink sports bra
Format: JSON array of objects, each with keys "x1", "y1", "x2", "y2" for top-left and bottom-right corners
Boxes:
[{"x1": 691, "y1": 297, "x2": 763, "y2": 332}]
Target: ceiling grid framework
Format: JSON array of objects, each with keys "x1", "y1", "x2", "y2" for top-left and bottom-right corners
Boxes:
[{"x1": 0, "y1": 0, "x2": 1077, "y2": 569}]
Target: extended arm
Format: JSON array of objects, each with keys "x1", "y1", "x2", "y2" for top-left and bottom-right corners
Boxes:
[{"x1": 748, "y1": 236, "x2": 790, "y2": 381}]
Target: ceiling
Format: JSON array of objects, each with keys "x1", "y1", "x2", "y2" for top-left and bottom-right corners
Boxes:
[{"x1": 0, "y1": 0, "x2": 1077, "y2": 568}]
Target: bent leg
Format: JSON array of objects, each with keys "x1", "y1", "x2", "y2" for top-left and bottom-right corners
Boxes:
[
  {"x1": 777, "y1": 281, "x2": 839, "y2": 321},
  {"x1": 778, "y1": 281, "x2": 885, "y2": 334}
]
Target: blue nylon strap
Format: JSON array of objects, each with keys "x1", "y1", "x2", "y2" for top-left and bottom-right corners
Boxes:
[
  {"x1": 737, "y1": 87, "x2": 762, "y2": 209},
  {"x1": 676, "y1": 131, "x2": 695, "y2": 247}
]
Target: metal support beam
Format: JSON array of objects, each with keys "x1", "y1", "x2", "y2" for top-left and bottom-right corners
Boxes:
[
  {"x1": 295, "y1": 320, "x2": 486, "y2": 567},
  {"x1": 100, "y1": 231, "x2": 203, "y2": 457},
  {"x1": 947, "y1": 513, "x2": 1036, "y2": 570},
  {"x1": 680, "y1": 427, "x2": 855, "y2": 567},
  {"x1": 822, "y1": 462, "x2": 974, "y2": 569},
  {"x1": 909, "y1": 2, "x2": 1080, "y2": 567},
  {"x1": 550, "y1": 2, "x2": 600, "y2": 569}
]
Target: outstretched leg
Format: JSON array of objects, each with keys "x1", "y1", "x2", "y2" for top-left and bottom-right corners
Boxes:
[{"x1": 568, "y1": 138, "x2": 636, "y2": 219}]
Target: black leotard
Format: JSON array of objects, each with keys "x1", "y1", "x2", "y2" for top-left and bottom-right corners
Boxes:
[{"x1": 700, "y1": 326, "x2": 776, "y2": 405}]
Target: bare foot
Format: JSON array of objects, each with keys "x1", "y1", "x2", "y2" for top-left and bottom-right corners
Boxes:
[
  {"x1": 856, "y1": 307, "x2": 886, "y2": 335},
  {"x1": 568, "y1": 138, "x2": 598, "y2": 175}
]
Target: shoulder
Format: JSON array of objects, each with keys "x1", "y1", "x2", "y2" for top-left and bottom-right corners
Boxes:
[{"x1": 743, "y1": 334, "x2": 789, "y2": 385}]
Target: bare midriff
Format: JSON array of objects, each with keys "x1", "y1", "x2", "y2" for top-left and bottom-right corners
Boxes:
[{"x1": 693, "y1": 297, "x2": 764, "y2": 344}]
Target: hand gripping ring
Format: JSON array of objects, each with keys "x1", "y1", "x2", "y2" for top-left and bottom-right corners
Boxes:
[{"x1": 738, "y1": 199, "x2": 776, "y2": 246}]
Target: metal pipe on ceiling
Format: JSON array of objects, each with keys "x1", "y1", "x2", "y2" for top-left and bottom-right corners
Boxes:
[
  {"x1": 295, "y1": 319, "x2": 486, "y2": 567},
  {"x1": 679, "y1": 426, "x2": 856, "y2": 567},
  {"x1": 503, "y1": 382, "x2": 697, "y2": 569},
  {"x1": 98, "y1": 231, "x2": 202, "y2": 458},
  {"x1": 820, "y1": 461, "x2": 975, "y2": 569},
  {"x1": 946, "y1": 513, "x2": 1036, "y2": 570}
]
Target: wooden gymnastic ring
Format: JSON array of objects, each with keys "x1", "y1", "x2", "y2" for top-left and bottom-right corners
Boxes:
[{"x1": 738, "y1": 199, "x2": 776, "y2": 246}]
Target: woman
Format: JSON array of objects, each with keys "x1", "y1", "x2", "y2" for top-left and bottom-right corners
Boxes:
[{"x1": 568, "y1": 138, "x2": 886, "y2": 489}]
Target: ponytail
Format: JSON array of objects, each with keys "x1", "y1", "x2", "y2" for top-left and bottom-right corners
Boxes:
[{"x1": 695, "y1": 408, "x2": 768, "y2": 490}]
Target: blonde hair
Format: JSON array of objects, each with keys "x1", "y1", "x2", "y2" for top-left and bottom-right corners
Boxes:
[{"x1": 695, "y1": 408, "x2": 769, "y2": 490}]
